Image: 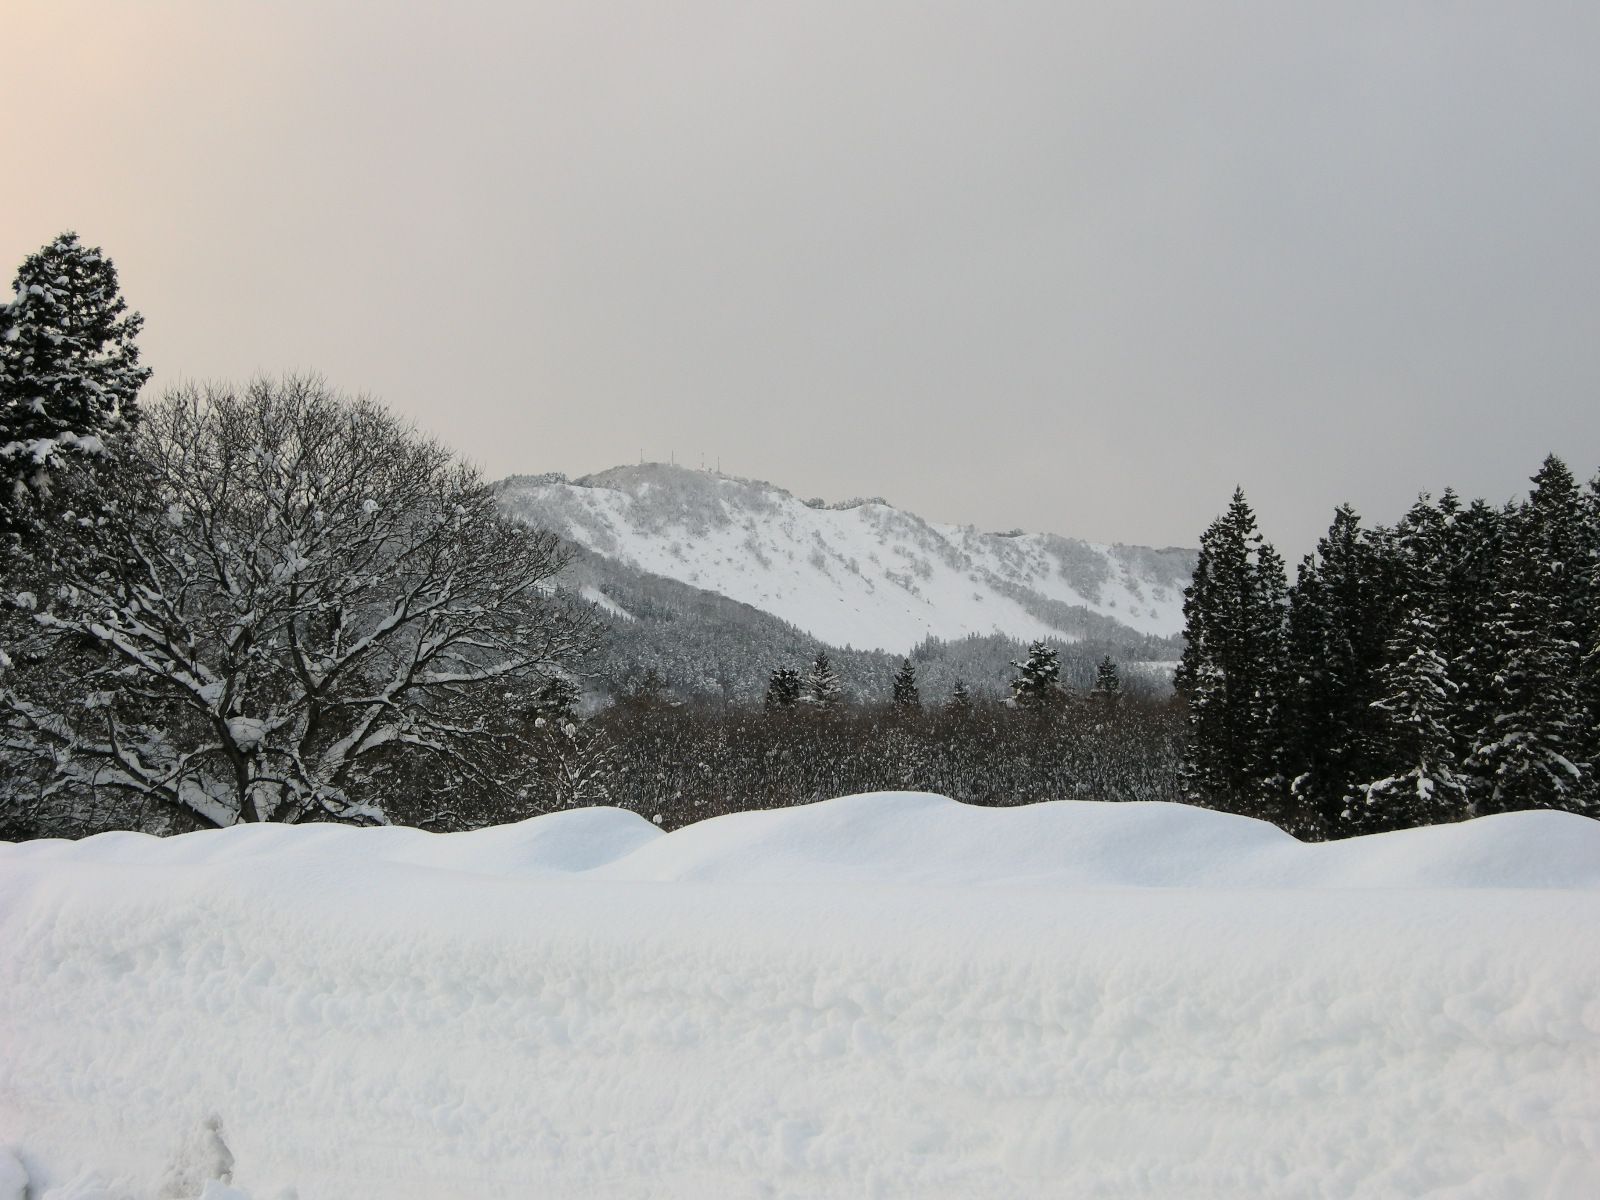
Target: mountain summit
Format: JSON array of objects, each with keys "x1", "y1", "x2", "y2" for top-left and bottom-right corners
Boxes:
[{"x1": 498, "y1": 464, "x2": 1194, "y2": 654}]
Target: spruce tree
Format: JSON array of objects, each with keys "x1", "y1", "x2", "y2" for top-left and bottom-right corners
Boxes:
[
  {"x1": 765, "y1": 667, "x2": 801, "y2": 710},
  {"x1": 1356, "y1": 607, "x2": 1467, "y2": 829},
  {"x1": 891, "y1": 657, "x2": 921, "y2": 708},
  {"x1": 1439, "y1": 497, "x2": 1508, "y2": 797},
  {"x1": 805, "y1": 651, "x2": 843, "y2": 708},
  {"x1": 1582, "y1": 473, "x2": 1600, "y2": 775},
  {"x1": 1175, "y1": 489, "x2": 1289, "y2": 821},
  {"x1": 529, "y1": 676, "x2": 581, "y2": 723},
  {"x1": 1092, "y1": 655, "x2": 1121, "y2": 705},
  {"x1": 947, "y1": 679, "x2": 973, "y2": 711},
  {"x1": 0, "y1": 232, "x2": 150, "y2": 540},
  {"x1": 1009, "y1": 640, "x2": 1066, "y2": 713},
  {"x1": 1282, "y1": 505, "x2": 1403, "y2": 829},
  {"x1": 1466, "y1": 458, "x2": 1593, "y2": 813},
  {"x1": 1352, "y1": 496, "x2": 1468, "y2": 828}
]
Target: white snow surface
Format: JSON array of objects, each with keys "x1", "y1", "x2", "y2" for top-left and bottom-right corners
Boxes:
[
  {"x1": 498, "y1": 465, "x2": 1194, "y2": 651},
  {"x1": 3, "y1": 793, "x2": 1598, "y2": 1199}
]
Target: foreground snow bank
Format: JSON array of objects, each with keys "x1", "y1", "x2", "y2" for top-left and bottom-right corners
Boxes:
[{"x1": 3, "y1": 794, "x2": 1598, "y2": 1198}]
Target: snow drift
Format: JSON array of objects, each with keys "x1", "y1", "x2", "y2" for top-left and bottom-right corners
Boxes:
[{"x1": 3, "y1": 794, "x2": 1598, "y2": 1198}]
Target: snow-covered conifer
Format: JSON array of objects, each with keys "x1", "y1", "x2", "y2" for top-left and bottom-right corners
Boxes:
[
  {"x1": 891, "y1": 658, "x2": 920, "y2": 708},
  {"x1": 1282, "y1": 505, "x2": 1403, "y2": 828},
  {"x1": 0, "y1": 233, "x2": 150, "y2": 539},
  {"x1": 1175, "y1": 489, "x2": 1289, "y2": 819},
  {"x1": 765, "y1": 666, "x2": 802, "y2": 710},
  {"x1": 1092, "y1": 656, "x2": 1121, "y2": 704},
  {"x1": 1465, "y1": 458, "x2": 1593, "y2": 813},
  {"x1": 1009, "y1": 640, "x2": 1065, "y2": 713},
  {"x1": 805, "y1": 651, "x2": 842, "y2": 708}
]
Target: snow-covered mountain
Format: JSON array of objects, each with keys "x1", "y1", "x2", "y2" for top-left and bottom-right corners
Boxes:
[{"x1": 498, "y1": 464, "x2": 1195, "y2": 653}]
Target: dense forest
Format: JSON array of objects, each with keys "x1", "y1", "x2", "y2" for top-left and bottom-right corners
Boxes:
[{"x1": 1177, "y1": 470, "x2": 1600, "y2": 836}]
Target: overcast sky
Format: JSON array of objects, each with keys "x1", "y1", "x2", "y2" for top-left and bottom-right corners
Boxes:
[{"x1": 5, "y1": 2, "x2": 1599, "y2": 556}]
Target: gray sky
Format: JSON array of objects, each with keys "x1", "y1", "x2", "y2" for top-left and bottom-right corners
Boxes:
[{"x1": 5, "y1": 1, "x2": 1599, "y2": 557}]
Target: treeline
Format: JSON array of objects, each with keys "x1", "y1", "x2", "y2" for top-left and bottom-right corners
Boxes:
[
  {"x1": 1178, "y1": 461, "x2": 1599, "y2": 836},
  {"x1": 552, "y1": 538, "x2": 1182, "y2": 709},
  {"x1": 476, "y1": 683, "x2": 1185, "y2": 833}
]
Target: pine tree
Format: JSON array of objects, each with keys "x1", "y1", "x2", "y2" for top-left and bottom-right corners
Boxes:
[
  {"x1": 1175, "y1": 489, "x2": 1289, "y2": 820},
  {"x1": 805, "y1": 651, "x2": 843, "y2": 709},
  {"x1": 1091, "y1": 655, "x2": 1121, "y2": 705},
  {"x1": 947, "y1": 679, "x2": 973, "y2": 711},
  {"x1": 0, "y1": 232, "x2": 150, "y2": 539},
  {"x1": 891, "y1": 657, "x2": 921, "y2": 708},
  {"x1": 1009, "y1": 640, "x2": 1065, "y2": 713},
  {"x1": 765, "y1": 666, "x2": 801, "y2": 710}
]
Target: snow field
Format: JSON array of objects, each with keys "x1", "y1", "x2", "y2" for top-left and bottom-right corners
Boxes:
[{"x1": 3, "y1": 794, "x2": 1598, "y2": 1198}]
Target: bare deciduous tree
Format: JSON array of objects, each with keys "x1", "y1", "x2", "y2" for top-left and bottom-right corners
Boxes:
[{"x1": 1, "y1": 377, "x2": 600, "y2": 830}]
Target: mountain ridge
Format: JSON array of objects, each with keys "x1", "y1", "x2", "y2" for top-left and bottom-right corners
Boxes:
[{"x1": 497, "y1": 463, "x2": 1195, "y2": 655}]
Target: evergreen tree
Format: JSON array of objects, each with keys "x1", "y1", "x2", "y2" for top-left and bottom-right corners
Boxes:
[
  {"x1": 1355, "y1": 606, "x2": 1467, "y2": 829},
  {"x1": 1437, "y1": 497, "x2": 1507, "y2": 793},
  {"x1": 1009, "y1": 640, "x2": 1065, "y2": 712},
  {"x1": 947, "y1": 679, "x2": 973, "y2": 711},
  {"x1": 805, "y1": 651, "x2": 843, "y2": 708},
  {"x1": 1466, "y1": 458, "x2": 1593, "y2": 813},
  {"x1": 529, "y1": 676, "x2": 581, "y2": 723},
  {"x1": 1582, "y1": 473, "x2": 1600, "y2": 773},
  {"x1": 891, "y1": 657, "x2": 921, "y2": 708},
  {"x1": 1175, "y1": 489, "x2": 1289, "y2": 820},
  {"x1": 765, "y1": 666, "x2": 801, "y2": 710},
  {"x1": 629, "y1": 666, "x2": 669, "y2": 704},
  {"x1": 0, "y1": 232, "x2": 150, "y2": 540},
  {"x1": 1092, "y1": 655, "x2": 1122, "y2": 704},
  {"x1": 1282, "y1": 505, "x2": 1404, "y2": 829}
]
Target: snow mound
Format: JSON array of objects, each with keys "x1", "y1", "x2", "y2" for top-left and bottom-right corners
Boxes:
[
  {"x1": 14, "y1": 791, "x2": 1600, "y2": 890},
  {"x1": 3, "y1": 796, "x2": 1598, "y2": 1198}
]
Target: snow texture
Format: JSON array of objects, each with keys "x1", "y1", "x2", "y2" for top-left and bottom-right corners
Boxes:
[
  {"x1": 0, "y1": 1150, "x2": 27, "y2": 1200},
  {"x1": 498, "y1": 464, "x2": 1194, "y2": 651},
  {"x1": 3, "y1": 793, "x2": 1598, "y2": 1198}
]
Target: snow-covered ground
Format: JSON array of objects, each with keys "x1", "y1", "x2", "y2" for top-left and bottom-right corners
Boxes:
[{"x1": 3, "y1": 794, "x2": 1598, "y2": 1199}]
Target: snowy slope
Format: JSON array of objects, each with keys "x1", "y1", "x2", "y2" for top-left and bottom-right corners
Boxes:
[
  {"x1": 497, "y1": 465, "x2": 1194, "y2": 652},
  {"x1": 3, "y1": 795, "x2": 1598, "y2": 1199}
]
